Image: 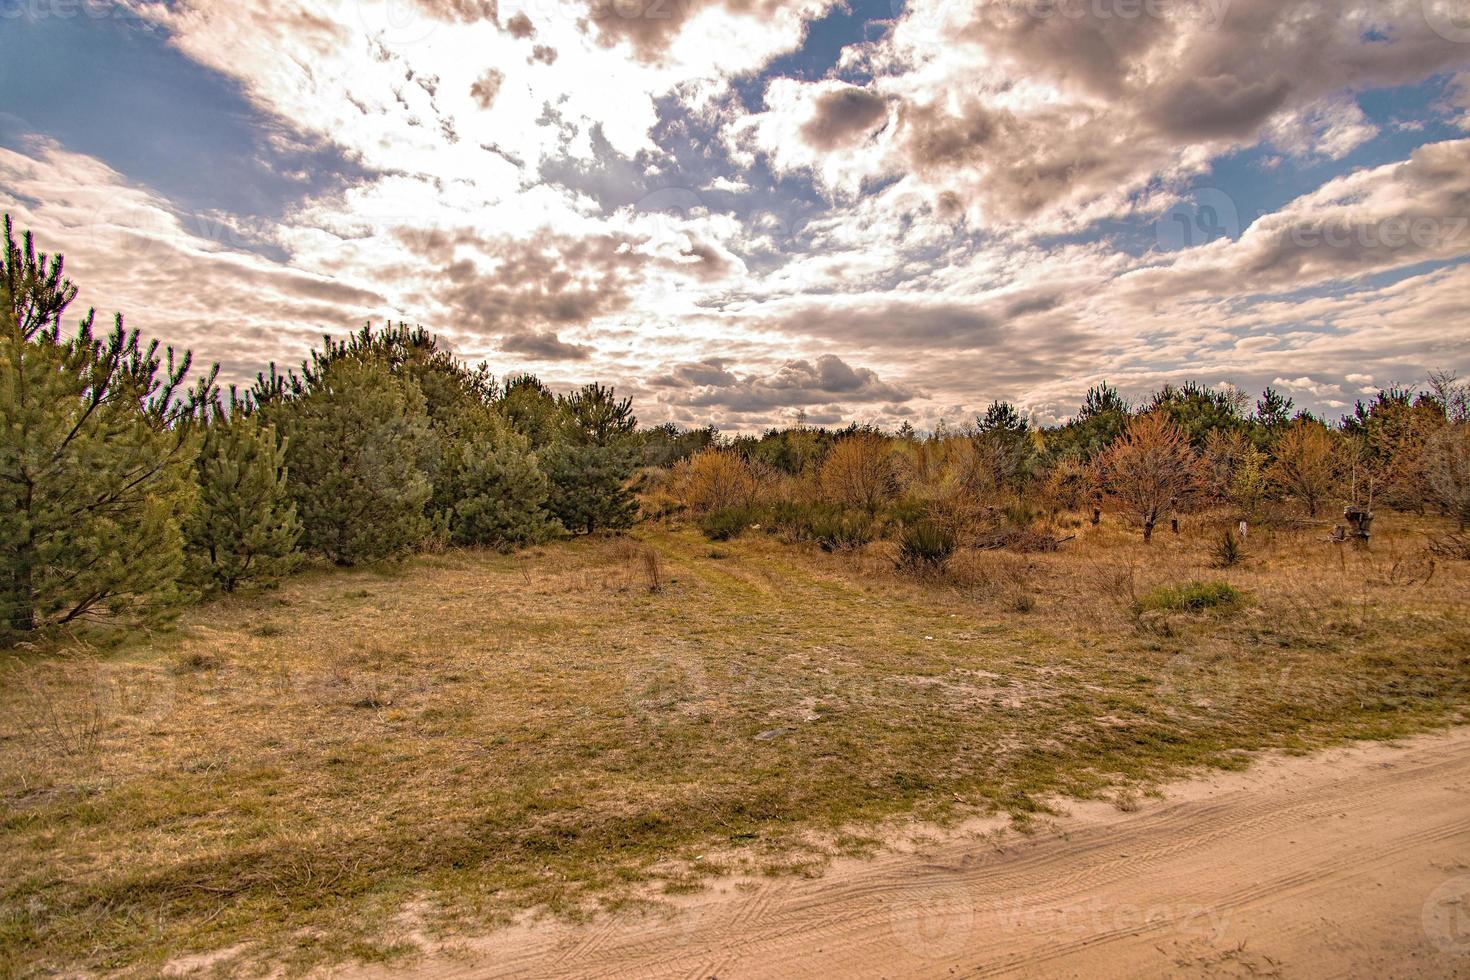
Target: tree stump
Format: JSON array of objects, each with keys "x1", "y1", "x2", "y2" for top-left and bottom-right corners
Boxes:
[{"x1": 1344, "y1": 505, "x2": 1373, "y2": 548}]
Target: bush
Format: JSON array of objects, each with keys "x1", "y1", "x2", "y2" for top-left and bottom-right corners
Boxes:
[
  {"x1": 699, "y1": 506, "x2": 757, "y2": 541},
  {"x1": 275, "y1": 356, "x2": 434, "y2": 566},
  {"x1": 819, "y1": 433, "x2": 898, "y2": 512},
  {"x1": 675, "y1": 448, "x2": 757, "y2": 514},
  {"x1": 809, "y1": 509, "x2": 876, "y2": 552},
  {"x1": 1136, "y1": 581, "x2": 1243, "y2": 614},
  {"x1": 896, "y1": 521, "x2": 956, "y2": 571},
  {"x1": 1210, "y1": 529, "x2": 1244, "y2": 569},
  {"x1": 768, "y1": 501, "x2": 875, "y2": 551},
  {"x1": 440, "y1": 424, "x2": 558, "y2": 549}
]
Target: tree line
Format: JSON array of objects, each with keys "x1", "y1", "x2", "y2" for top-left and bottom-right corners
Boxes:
[
  {"x1": 659, "y1": 379, "x2": 1470, "y2": 555},
  {"x1": 0, "y1": 218, "x2": 641, "y2": 645}
]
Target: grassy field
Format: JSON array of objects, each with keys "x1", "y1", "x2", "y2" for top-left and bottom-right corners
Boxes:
[{"x1": 2, "y1": 515, "x2": 1468, "y2": 975}]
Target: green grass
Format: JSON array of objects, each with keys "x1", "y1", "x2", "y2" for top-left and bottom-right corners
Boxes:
[
  {"x1": 1, "y1": 520, "x2": 1467, "y2": 976},
  {"x1": 1135, "y1": 580, "x2": 1244, "y2": 613}
]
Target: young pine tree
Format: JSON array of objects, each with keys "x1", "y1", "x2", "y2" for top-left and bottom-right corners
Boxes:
[
  {"x1": 439, "y1": 421, "x2": 558, "y2": 548},
  {"x1": 276, "y1": 356, "x2": 434, "y2": 565},
  {"x1": 185, "y1": 403, "x2": 302, "y2": 593},
  {"x1": 542, "y1": 383, "x2": 640, "y2": 534},
  {"x1": 1, "y1": 217, "x2": 200, "y2": 641}
]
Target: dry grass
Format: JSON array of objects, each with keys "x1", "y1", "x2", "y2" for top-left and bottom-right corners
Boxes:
[{"x1": 2, "y1": 515, "x2": 1468, "y2": 976}]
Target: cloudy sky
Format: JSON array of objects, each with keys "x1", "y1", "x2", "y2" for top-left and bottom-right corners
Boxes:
[{"x1": 2, "y1": 0, "x2": 1468, "y2": 429}]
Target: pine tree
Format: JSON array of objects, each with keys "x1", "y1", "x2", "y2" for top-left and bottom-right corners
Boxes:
[
  {"x1": 1, "y1": 216, "x2": 201, "y2": 641},
  {"x1": 439, "y1": 421, "x2": 558, "y2": 548},
  {"x1": 185, "y1": 402, "x2": 302, "y2": 593},
  {"x1": 543, "y1": 383, "x2": 640, "y2": 534},
  {"x1": 276, "y1": 356, "x2": 434, "y2": 565}
]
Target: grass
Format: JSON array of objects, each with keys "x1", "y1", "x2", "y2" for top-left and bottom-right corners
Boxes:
[
  {"x1": 1135, "y1": 581, "x2": 1244, "y2": 614},
  {"x1": 2, "y1": 514, "x2": 1468, "y2": 975}
]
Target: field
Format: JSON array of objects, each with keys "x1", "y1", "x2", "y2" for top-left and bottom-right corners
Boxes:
[{"x1": 2, "y1": 515, "x2": 1468, "y2": 976}]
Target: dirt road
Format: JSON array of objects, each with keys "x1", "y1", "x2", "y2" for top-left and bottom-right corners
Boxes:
[{"x1": 343, "y1": 729, "x2": 1470, "y2": 979}]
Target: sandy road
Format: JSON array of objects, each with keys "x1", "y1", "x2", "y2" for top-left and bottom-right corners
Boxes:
[{"x1": 342, "y1": 729, "x2": 1470, "y2": 979}]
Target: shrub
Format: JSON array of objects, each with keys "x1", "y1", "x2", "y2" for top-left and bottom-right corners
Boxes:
[
  {"x1": 440, "y1": 423, "x2": 557, "y2": 549},
  {"x1": 1270, "y1": 420, "x2": 1341, "y2": 517},
  {"x1": 770, "y1": 501, "x2": 876, "y2": 551},
  {"x1": 811, "y1": 510, "x2": 876, "y2": 552},
  {"x1": 1099, "y1": 412, "x2": 1203, "y2": 541},
  {"x1": 699, "y1": 506, "x2": 758, "y2": 541},
  {"x1": 1210, "y1": 529, "x2": 1245, "y2": 569},
  {"x1": 276, "y1": 356, "x2": 434, "y2": 566},
  {"x1": 896, "y1": 521, "x2": 957, "y2": 571},
  {"x1": 819, "y1": 433, "x2": 898, "y2": 512},
  {"x1": 675, "y1": 448, "x2": 757, "y2": 514},
  {"x1": 1135, "y1": 581, "x2": 1243, "y2": 614},
  {"x1": 1424, "y1": 423, "x2": 1470, "y2": 529}
]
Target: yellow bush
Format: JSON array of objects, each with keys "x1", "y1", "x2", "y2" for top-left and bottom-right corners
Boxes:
[{"x1": 673, "y1": 448, "x2": 758, "y2": 514}]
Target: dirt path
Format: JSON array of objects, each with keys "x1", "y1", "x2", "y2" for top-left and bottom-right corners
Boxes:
[{"x1": 341, "y1": 729, "x2": 1470, "y2": 979}]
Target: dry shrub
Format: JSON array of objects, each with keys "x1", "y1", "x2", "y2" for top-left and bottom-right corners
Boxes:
[
  {"x1": 1042, "y1": 455, "x2": 1095, "y2": 513},
  {"x1": 672, "y1": 448, "x2": 759, "y2": 515},
  {"x1": 1270, "y1": 420, "x2": 1343, "y2": 518},
  {"x1": 609, "y1": 538, "x2": 664, "y2": 592},
  {"x1": 1424, "y1": 423, "x2": 1470, "y2": 528},
  {"x1": 1427, "y1": 532, "x2": 1470, "y2": 561},
  {"x1": 819, "y1": 434, "x2": 898, "y2": 512}
]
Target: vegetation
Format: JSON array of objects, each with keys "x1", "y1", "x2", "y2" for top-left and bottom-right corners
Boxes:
[
  {"x1": 2, "y1": 523, "x2": 1466, "y2": 975},
  {"x1": 4, "y1": 213, "x2": 1470, "y2": 975}
]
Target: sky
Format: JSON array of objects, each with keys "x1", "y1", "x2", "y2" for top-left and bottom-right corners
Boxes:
[{"x1": 1, "y1": 0, "x2": 1469, "y2": 431}]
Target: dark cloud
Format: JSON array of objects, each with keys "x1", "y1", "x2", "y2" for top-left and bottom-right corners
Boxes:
[
  {"x1": 499, "y1": 330, "x2": 593, "y2": 360},
  {"x1": 505, "y1": 11, "x2": 536, "y2": 37},
  {"x1": 647, "y1": 357, "x2": 738, "y2": 387},
  {"x1": 396, "y1": 225, "x2": 652, "y2": 339},
  {"x1": 674, "y1": 239, "x2": 740, "y2": 281},
  {"x1": 761, "y1": 288, "x2": 1076, "y2": 350},
  {"x1": 678, "y1": 355, "x2": 918, "y2": 413},
  {"x1": 469, "y1": 69, "x2": 505, "y2": 109},
  {"x1": 799, "y1": 87, "x2": 887, "y2": 151},
  {"x1": 580, "y1": 0, "x2": 830, "y2": 63},
  {"x1": 1145, "y1": 74, "x2": 1293, "y2": 141},
  {"x1": 414, "y1": 0, "x2": 499, "y2": 23}
]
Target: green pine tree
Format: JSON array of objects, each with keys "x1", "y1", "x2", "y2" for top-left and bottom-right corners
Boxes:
[
  {"x1": 542, "y1": 383, "x2": 640, "y2": 534},
  {"x1": 276, "y1": 356, "x2": 434, "y2": 565},
  {"x1": 1, "y1": 217, "x2": 200, "y2": 642},
  {"x1": 185, "y1": 404, "x2": 302, "y2": 593},
  {"x1": 440, "y1": 421, "x2": 558, "y2": 548}
]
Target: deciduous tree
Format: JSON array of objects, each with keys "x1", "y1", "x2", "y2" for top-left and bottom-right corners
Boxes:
[{"x1": 1099, "y1": 412, "x2": 1201, "y2": 542}]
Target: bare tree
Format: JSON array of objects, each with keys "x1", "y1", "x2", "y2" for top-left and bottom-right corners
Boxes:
[
  {"x1": 1100, "y1": 412, "x2": 1201, "y2": 542},
  {"x1": 1270, "y1": 420, "x2": 1341, "y2": 517}
]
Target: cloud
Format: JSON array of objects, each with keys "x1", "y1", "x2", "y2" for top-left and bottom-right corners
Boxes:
[
  {"x1": 677, "y1": 354, "x2": 919, "y2": 413},
  {"x1": 499, "y1": 329, "x2": 593, "y2": 359},
  {"x1": 469, "y1": 69, "x2": 506, "y2": 109},
  {"x1": 798, "y1": 86, "x2": 888, "y2": 151},
  {"x1": 505, "y1": 11, "x2": 535, "y2": 37},
  {"x1": 724, "y1": 0, "x2": 1467, "y2": 230},
  {"x1": 647, "y1": 357, "x2": 738, "y2": 387}
]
